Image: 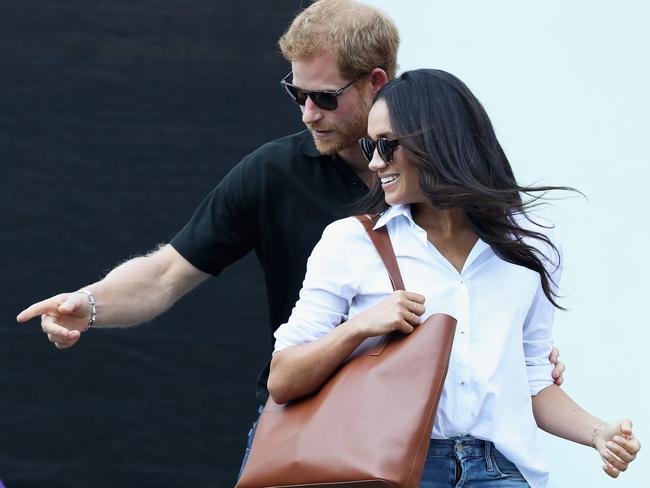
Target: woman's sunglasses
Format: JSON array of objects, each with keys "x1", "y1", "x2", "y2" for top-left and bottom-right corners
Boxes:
[
  {"x1": 281, "y1": 72, "x2": 364, "y2": 111},
  {"x1": 359, "y1": 137, "x2": 400, "y2": 163}
]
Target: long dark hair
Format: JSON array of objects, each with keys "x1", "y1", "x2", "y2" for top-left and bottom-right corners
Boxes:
[{"x1": 357, "y1": 69, "x2": 576, "y2": 309}]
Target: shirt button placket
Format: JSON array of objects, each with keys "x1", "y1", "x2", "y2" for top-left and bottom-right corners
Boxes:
[{"x1": 456, "y1": 277, "x2": 472, "y2": 429}]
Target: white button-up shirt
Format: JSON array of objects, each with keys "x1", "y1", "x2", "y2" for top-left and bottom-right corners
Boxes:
[{"x1": 274, "y1": 204, "x2": 562, "y2": 488}]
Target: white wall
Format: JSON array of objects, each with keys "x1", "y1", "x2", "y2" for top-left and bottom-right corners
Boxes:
[{"x1": 365, "y1": 1, "x2": 649, "y2": 486}]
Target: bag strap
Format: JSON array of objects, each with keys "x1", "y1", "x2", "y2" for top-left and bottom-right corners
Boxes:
[
  {"x1": 354, "y1": 214, "x2": 406, "y2": 356},
  {"x1": 354, "y1": 214, "x2": 405, "y2": 292}
]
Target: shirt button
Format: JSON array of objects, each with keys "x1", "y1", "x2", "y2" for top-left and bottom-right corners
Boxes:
[{"x1": 461, "y1": 381, "x2": 465, "y2": 385}]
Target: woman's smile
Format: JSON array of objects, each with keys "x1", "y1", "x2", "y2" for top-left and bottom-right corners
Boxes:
[{"x1": 380, "y1": 174, "x2": 400, "y2": 187}]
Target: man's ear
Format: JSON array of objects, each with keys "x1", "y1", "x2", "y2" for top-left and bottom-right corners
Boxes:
[{"x1": 368, "y1": 67, "x2": 388, "y2": 95}]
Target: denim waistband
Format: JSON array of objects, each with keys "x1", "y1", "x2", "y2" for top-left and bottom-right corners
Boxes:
[{"x1": 427, "y1": 436, "x2": 496, "y2": 459}]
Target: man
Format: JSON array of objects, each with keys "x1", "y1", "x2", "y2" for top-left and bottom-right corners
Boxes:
[{"x1": 16, "y1": 0, "x2": 564, "y2": 467}]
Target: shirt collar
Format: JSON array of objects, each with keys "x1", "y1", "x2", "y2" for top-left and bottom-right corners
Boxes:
[
  {"x1": 373, "y1": 204, "x2": 413, "y2": 230},
  {"x1": 299, "y1": 130, "x2": 322, "y2": 158},
  {"x1": 373, "y1": 204, "x2": 493, "y2": 274}
]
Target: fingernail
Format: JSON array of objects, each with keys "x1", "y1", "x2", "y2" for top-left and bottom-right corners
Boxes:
[
  {"x1": 614, "y1": 436, "x2": 622, "y2": 442},
  {"x1": 606, "y1": 442, "x2": 616, "y2": 449}
]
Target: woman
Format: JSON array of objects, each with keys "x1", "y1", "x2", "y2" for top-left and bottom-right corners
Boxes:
[{"x1": 267, "y1": 69, "x2": 640, "y2": 487}]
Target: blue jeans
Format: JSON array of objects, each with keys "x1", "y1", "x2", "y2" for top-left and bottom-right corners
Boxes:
[
  {"x1": 238, "y1": 424, "x2": 528, "y2": 487},
  {"x1": 421, "y1": 437, "x2": 530, "y2": 487},
  {"x1": 237, "y1": 405, "x2": 263, "y2": 481}
]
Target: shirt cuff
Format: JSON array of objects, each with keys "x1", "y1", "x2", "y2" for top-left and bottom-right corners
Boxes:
[{"x1": 527, "y1": 363, "x2": 555, "y2": 396}]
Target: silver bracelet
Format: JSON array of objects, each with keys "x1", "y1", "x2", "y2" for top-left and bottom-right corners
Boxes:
[{"x1": 76, "y1": 289, "x2": 96, "y2": 331}]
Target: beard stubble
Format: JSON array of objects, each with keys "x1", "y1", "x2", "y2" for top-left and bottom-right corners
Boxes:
[{"x1": 308, "y1": 96, "x2": 371, "y2": 155}]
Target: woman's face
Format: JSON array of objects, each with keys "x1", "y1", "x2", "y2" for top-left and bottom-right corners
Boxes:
[{"x1": 367, "y1": 99, "x2": 427, "y2": 206}]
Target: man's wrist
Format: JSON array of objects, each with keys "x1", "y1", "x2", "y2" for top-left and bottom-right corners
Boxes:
[{"x1": 75, "y1": 289, "x2": 96, "y2": 331}]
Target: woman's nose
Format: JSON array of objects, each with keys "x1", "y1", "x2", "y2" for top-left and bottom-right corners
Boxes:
[{"x1": 367, "y1": 150, "x2": 388, "y2": 171}]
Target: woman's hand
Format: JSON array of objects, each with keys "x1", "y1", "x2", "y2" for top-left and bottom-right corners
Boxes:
[
  {"x1": 592, "y1": 419, "x2": 641, "y2": 478},
  {"x1": 351, "y1": 290, "x2": 425, "y2": 338}
]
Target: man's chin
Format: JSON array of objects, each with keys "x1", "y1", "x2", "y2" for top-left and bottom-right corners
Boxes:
[
  {"x1": 311, "y1": 134, "x2": 341, "y2": 155},
  {"x1": 309, "y1": 127, "x2": 362, "y2": 156}
]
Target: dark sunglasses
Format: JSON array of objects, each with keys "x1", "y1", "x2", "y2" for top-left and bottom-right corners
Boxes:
[
  {"x1": 359, "y1": 137, "x2": 400, "y2": 163},
  {"x1": 280, "y1": 72, "x2": 364, "y2": 111}
]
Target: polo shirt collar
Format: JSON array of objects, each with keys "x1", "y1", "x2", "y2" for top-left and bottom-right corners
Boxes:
[{"x1": 299, "y1": 130, "x2": 322, "y2": 158}]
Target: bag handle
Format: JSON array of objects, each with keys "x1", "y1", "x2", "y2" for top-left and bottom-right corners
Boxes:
[
  {"x1": 355, "y1": 214, "x2": 405, "y2": 291},
  {"x1": 355, "y1": 214, "x2": 406, "y2": 357}
]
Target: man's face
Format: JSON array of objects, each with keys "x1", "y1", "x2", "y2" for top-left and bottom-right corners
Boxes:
[{"x1": 291, "y1": 53, "x2": 372, "y2": 155}]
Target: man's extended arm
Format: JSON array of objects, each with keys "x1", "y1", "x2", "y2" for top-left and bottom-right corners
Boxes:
[{"x1": 16, "y1": 244, "x2": 209, "y2": 348}]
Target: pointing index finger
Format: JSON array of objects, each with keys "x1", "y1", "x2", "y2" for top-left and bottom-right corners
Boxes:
[{"x1": 16, "y1": 294, "x2": 68, "y2": 323}]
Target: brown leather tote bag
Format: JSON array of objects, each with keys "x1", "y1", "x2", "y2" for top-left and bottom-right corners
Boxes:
[{"x1": 236, "y1": 215, "x2": 457, "y2": 488}]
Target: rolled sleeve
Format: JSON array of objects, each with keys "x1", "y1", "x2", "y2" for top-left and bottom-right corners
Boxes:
[
  {"x1": 273, "y1": 221, "x2": 359, "y2": 354},
  {"x1": 523, "y1": 285, "x2": 556, "y2": 396},
  {"x1": 523, "y1": 227, "x2": 562, "y2": 396}
]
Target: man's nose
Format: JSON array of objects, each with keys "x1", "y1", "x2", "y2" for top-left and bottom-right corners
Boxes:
[{"x1": 301, "y1": 97, "x2": 324, "y2": 125}]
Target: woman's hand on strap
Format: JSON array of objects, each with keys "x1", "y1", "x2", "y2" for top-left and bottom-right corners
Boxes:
[{"x1": 351, "y1": 290, "x2": 425, "y2": 338}]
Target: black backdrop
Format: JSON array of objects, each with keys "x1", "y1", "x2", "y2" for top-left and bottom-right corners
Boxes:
[{"x1": 1, "y1": 1, "x2": 306, "y2": 486}]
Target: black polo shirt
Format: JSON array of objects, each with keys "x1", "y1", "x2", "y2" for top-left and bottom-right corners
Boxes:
[{"x1": 171, "y1": 130, "x2": 368, "y2": 402}]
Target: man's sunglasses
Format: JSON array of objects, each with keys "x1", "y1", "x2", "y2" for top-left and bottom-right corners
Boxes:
[
  {"x1": 281, "y1": 72, "x2": 364, "y2": 111},
  {"x1": 359, "y1": 137, "x2": 400, "y2": 163}
]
